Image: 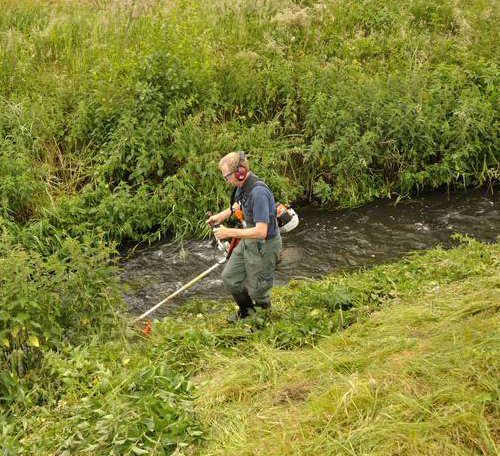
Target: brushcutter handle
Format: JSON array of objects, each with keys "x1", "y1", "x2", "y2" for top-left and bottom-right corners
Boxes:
[
  {"x1": 206, "y1": 211, "x2": 224, "y2": 250},
  {"x1": 225, "y1": 237, "x2": 240, "y2": 260},
  {"x1": 206, "y1": 211, "x2": 220, "y2": 228}
]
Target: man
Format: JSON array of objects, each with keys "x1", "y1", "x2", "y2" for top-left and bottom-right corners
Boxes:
[{"x1": 207, "y1": 151, "x2": 282, "y2": 321}]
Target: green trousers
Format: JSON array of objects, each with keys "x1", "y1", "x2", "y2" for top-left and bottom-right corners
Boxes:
[{"x1": 221, "y1": 234, "x2": 282, "y2": 303}]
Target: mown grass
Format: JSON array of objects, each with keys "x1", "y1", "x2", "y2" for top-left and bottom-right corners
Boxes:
[
  {"x1": 3, "y1": 238, "x2": 500, "y2": 455},
  {"x1": 193, "y1": 244, "x2": 500, "y2": 455}
]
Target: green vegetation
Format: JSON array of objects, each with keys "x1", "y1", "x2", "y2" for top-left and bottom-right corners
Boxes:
[
  {"x1": 3, "y1": 238, "x2": 500, "y2": 455},
  {"x1": 2, "y1": 0, "x2": 500, "y2": 454},
  {"x1": 194, "y1": 238, "x2": 500, "y2": 456},
  {"x1": 1, "y1": 0, "x2": 500, "y2": 241}
]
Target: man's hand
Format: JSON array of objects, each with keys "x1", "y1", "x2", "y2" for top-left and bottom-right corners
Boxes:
[
  {"x1": 206, "y1": 214, "x2": 221, "y2": 226},
  {"x1": 213, "y1": 225, "x2": 231, "y2": 240}
]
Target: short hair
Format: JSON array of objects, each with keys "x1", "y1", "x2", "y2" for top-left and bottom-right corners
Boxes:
[{"x1": 219, "y1": 151, "x2": 250, "y2": 172}]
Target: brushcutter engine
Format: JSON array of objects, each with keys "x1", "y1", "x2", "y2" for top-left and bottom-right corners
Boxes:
[{"x1": 276, "y1": 203, "x2": 299, "y2": 233}]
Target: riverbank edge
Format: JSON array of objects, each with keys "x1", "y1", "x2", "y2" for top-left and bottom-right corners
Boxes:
[{"x1": 2, "y1": 236, "x2": 500, "y2": 455}]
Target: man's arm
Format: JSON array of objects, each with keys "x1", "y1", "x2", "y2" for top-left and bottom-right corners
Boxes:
[
  {"x1": 206, "y1": 207, "x2": 232, "y2": 225},
  {"x1": 214, "y1": 222, "x2": 267, "y2": 240},
  {"x1": 206, "y1": 203, "x2": 241, "y2": 226}
]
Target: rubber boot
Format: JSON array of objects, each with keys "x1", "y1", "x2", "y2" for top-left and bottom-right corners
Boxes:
[
  {"x1": 227, "y1": 289, "x2": 255, "y2": 323},
  {"x1": 254, "y1": 300, "x2": 271, "y2": 310}
]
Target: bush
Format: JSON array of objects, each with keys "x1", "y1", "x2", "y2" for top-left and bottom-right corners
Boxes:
[
  {"x1": 0, "y1": 149, "x2": 48, "y2": 222},
  {"x1": 0, "y1": 231, "x2": 122, "y2": 407}
]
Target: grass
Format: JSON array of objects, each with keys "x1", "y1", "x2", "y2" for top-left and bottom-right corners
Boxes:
[
  {"x1": 2, "y1": 0, "x2": 500, "y2": 453},
  {"x1": 2, "y1": 0, "x2": 500, "y2": 241},
  {"x1": 192, "y1": 247, "x2": 500, "y2": 455},
  {"x1": 3, "y1": 238, "x2": 500, "y2": 455}
]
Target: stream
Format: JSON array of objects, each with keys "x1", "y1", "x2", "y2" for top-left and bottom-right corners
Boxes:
[{"x1": 121, "y1": 187, "x2": 500, "y2": 318}]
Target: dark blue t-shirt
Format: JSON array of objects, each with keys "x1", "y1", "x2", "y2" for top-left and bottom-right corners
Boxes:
[{"x1": 236, "y1": 180, "x2": 278, "y2": 240}]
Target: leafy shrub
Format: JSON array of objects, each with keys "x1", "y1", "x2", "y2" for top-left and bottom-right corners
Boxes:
[
  {"x1": 35, "y1": 360, "x2": 201, "y2": 455},
  {"x1": 0, "y1": 231, "x2": 122, "y2": 406}
]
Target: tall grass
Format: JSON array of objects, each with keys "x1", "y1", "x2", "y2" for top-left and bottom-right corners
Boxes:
[{"x1": 1, "y1": 0, "x2": 499, "y2": 241}]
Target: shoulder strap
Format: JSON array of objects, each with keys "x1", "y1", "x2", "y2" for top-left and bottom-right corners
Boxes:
[
  {"x1": 240, "y1": 174, "x2": 267, "y2": 203},
  {"x1": 230, "y1": 174, "x2": 266, "y2": 210}
]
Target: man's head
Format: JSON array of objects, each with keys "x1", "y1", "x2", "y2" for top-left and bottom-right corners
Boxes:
[{"x1": 219, "y1": 151, "x2": 250, "y2": 186}]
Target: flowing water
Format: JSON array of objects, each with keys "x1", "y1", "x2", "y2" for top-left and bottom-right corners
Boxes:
[{"x1": 121, "y1": 187, "x2": 500, "y2": 318}]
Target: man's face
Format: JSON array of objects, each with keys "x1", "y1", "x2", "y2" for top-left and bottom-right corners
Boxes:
[{"x1": 220, "y1": 164, "x2": 237, "y2": 185}]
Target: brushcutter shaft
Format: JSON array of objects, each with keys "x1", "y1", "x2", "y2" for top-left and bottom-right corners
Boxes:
[
  {"x1": 131, "y1": 258, "x2": 226, "y2": 324},
  {"x1": 131, "y1": 211, "x2": 234, "y2": 324}
]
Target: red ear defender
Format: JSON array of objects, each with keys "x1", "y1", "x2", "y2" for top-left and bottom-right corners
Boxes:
[
  {"x1": 234, "y1": 150, "x2": 247, "y2": 180},
  {"x1": 234, "y1": 166, "x2": 247, "y2": 180}
]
